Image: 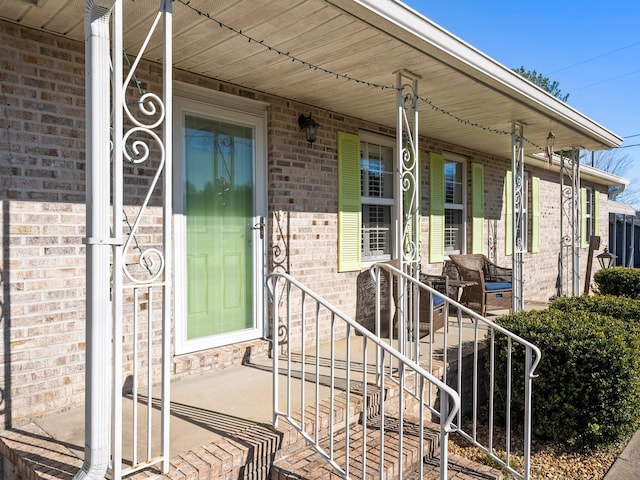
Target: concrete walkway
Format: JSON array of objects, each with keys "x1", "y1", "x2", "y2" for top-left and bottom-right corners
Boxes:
[{"x1": 603, "y1": 430, "x2": 640, "y2": 480}]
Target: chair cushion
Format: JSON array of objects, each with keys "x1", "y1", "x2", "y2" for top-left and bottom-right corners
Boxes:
[
  {"x1": 433, "y1": 295, "x2": 446, "y2": 306},
  {"x1": 485, "y1": 282, "x2": 512, "y2": 291}
]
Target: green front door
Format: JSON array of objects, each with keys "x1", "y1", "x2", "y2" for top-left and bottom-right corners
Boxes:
[{"x1": 180, "y1": 111, "x2": 259, "y2": 348}]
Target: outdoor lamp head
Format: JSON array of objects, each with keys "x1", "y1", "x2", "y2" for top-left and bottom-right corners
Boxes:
[
  {"x1": 298, "y1": 113, "x2": 320, "y2": 145},
  {"x1": 597, "y1": 247, "x2": 617, "y2": 269},
  {"x1": 546, "y1": 131, "x2": 556, "y2": 148}
]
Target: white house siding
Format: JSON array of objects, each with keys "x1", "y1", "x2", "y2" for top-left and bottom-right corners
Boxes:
[{"x1": 0, "y1": 19, "x2": 608, "y2": 427}]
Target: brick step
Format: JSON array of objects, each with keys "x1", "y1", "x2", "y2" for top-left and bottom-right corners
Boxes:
[
  {"x1": 271, "y1": 418, "x2": 433, "y2": 480},
  {"x1": 271, "y1": 416, "x2": 503, "y2": 480}
]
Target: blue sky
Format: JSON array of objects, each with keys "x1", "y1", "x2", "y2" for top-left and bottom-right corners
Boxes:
[{"x1": 404, "y1": 0, "x2": 640, "y2": 205}]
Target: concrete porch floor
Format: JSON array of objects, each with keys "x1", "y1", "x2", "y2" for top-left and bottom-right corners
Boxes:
[{"x1": 3, "y1": 305, "x2": 546, "y2": 479}]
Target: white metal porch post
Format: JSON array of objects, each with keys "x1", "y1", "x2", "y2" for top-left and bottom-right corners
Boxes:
[
  {"x1": 76, "y1": 2, "x2": 117, "y2": 479},
  {"x1": 395, "y1": 70, "x2": 421, "y2": 271},
  {"x1": 511, "y1": 123, "x2": 525, "y2": 313},
  {"x1": 559, "y1": 149, "x2": 580, "y2": 296},
  {"x1": 395, "y1": 70, "x2": 421, "y2": 361},
  {"x1": 79, "y1": 2, "x2": 172, "y2": 479}
]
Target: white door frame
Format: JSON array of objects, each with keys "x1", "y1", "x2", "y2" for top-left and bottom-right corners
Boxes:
[{"x1": 173, "y1": 84, "x2": 268, "y2": 354}]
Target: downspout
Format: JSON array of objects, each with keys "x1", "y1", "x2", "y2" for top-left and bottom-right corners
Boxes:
[{"x1": 74, "y1": 1, "x2": 116, "y2": 479}]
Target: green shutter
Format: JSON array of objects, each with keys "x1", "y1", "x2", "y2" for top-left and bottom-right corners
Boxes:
[
  {"x1": 429, "y1": 152, "x2": 445, "y2": 263},
  {"x1": 505, "y1": 171, "x2": 513, "y2": 256},
  {"x1": 580, "y1": 187, "x2": 588, "y2": 248},
  {"x1": 531, "y1": 176, "x2": 541, "y2": 253},
  {"x1": 337, "y1": 131, "x2": 361, "y2": 272},
  {"x1": 471, "y1": 163, "x2": 484, "y2": 254}
]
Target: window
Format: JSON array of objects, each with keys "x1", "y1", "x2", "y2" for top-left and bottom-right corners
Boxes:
[
  {"x1": 429, "y1": 151, "x2": 476, "y2": 263},
  {"x1": 515, "y1": 172, "x2": 529, "y2": 252},
  {"x1": 581, "y1": 186, "x2": 599, "y2": 248},
  {"x1": 444, "y1": 156, "x2": 466, "y2": 254},
  {"x1": 585, "y1": 186, "x2": 593, "y2": 241},
  {"x1": 360, "y1": 138, "x2": 394, "y2": 262},
  {"x1": 337, "y1": 131, "x2": 399, "y2": 272}
]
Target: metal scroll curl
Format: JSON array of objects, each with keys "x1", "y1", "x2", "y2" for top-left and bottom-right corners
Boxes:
[
  {"x1": 121, "y1": 125, "x2": 166, "y2": 284},
  {"x1": 271, "y1": 211, "x2": 291, "y2": 347},
  {"x1": 398, "y1": 82, "x2": 420, "y2": 268}
]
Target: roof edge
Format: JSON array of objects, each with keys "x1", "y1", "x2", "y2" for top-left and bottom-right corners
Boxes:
[
  {"x1": 328, "y1": 0, "x2": 623, "y2": 149},
  {"x1": 527, "y1": 152, "x2": 630, "y2": 192}
]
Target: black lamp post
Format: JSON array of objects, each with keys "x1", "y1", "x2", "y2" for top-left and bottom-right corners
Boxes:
[
  {"x1": 596, "y1": 248, "x2": 617, "y2": 269},
  {"x1": 298, "y1": 113, "x2": 320, "y2": 146}
]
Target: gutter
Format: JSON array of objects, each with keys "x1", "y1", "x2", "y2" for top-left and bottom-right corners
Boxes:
[{"x1": 74, "y1": 1, "x2": 116, "y2": 479}]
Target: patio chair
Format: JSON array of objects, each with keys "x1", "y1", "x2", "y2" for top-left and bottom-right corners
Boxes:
[
  {"x1": 417, "y1": 273, "x2": 449, "y2": 334},
  {"x1": 355, "y1": 261, "x2": 448, "y2": 337},
  {"x1": 448, "y1": 254, "x2": 513, "y2": 316},
  {"x1": 387, "y1": 260, "x2": 449, "y2": 336}
]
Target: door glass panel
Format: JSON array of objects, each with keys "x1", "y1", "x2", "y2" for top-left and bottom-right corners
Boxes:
[{"x1": 184, "y1": 115, "x2": 254, "y2": 339}]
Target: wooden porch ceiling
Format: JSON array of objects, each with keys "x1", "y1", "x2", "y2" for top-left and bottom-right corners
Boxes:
[{"x1": 1, "y1": 0, "x2": 623, "y2": 159}]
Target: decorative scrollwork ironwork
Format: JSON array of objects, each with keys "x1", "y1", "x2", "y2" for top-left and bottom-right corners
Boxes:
[
  {"x1": 397, "y1": 75, "x2": 420, "y2": 268},
  {"x1": 558, "y1": 149, "x2": 581, "y2": 297},
  {"x1": 272, "y1": 210, "x2": 290, "y2": 274},
  {"x1": 119, "y1": 13, "x2": 167, "y2": 284}
]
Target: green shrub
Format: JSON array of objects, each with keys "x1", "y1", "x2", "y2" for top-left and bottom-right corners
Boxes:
[
  {"x1": 594, "y1": 267, "x2": 640, "y2": 299},
  {"x1": 550, "y1": 294, "x2": 640, "y2": 322},
  {"x1": 492, "y1": 309, "x2": 640, "y2": 449}
]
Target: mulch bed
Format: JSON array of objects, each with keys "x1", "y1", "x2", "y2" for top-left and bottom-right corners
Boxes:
[{"x1": 448, "y1": 422, "x2": 625, "y2": 479}]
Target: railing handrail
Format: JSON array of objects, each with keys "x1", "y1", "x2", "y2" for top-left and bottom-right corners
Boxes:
[
  {"x1": 268, "y1": 265, "x2": 541, "y2": 480},
  {"x1": 267, "y1": 271, "x2": 461, "y2": 479},
  {"x1": 267, "y1": 271, "x2": 461, "y2": 429},
  {"x1": 370, "y1": 261, "x2": 541, "y2": 480},
  {"x1": 369, "y1": 262, "x2": 542, "y2": 376}
]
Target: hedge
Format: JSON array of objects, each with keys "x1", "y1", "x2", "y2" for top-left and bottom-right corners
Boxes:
[
  {"x1": 492, "y1": 308, "x2": 640, "y2": 448},
  {"x1": 594, "y1": 267, "x2": 640, "y2": 299},
  {"x1": 550, "y1": 294, "x2": 640, "y2": 322}
]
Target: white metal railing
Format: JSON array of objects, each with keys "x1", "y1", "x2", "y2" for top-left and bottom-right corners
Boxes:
[
  {"x1": 370, "y1": 262, "x2": 542, "y2": 480},
  {"x1": 268, "y1": 272, "x2": 460, "y2": 480}
]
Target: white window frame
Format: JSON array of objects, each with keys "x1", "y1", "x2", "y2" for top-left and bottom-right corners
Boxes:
[
  {"x1": 359, "y1": 131, "x2": 395, "y2": 264},
  {"x1": 520, "y1": 171, "x2": 529, "y2": 251},
  {"x1": 585, "y1": 186, "x2": 594, "y2": 241},
  {"x1": 443, "y1": 152, "x2": 467, "y2": 255}
]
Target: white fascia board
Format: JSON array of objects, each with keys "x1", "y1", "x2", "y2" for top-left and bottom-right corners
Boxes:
[
  {"x1": 609, "y1": 200, "x2": 636, "y2": 216},
  {"x1": 527, "y1": 152, "x2": 630, "y2": 192},
  {"x1": 328, "y1": 0, "x2": 623, "y2": 149}
]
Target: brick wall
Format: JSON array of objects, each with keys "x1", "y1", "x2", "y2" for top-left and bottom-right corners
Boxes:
[
  {"x1": 0, "y1": 20, "x2": 87, "y2": 426},
  {"x1": 0, "y1": 19, "x2": 611, "y2": 426}
]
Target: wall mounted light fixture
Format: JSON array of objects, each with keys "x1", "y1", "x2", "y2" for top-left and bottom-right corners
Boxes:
[{"x1": 298, "y1": 113, "x2": 320, "y2": 146}]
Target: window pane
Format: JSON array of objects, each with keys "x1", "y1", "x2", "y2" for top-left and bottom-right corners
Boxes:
[
  {"x1": 362, "y1": 205, "x2": 391, "y2": 260},
  {"x1": 361, "y1": 144, "x2": 393, "y2": 199},
  {"x1": 445, "y1": 161, "x2": 463, "y2": 204},
  {"x1": 444, "y1": 209, "x2": 463, "y2": 253}
]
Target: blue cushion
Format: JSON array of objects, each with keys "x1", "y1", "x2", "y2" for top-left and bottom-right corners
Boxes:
[
  {"x1": 485, "y1": 282, "x2": 512, "y2": 291},
  {"x1": 433, "y1": 295, "x2": 446, "y2": 306}
]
